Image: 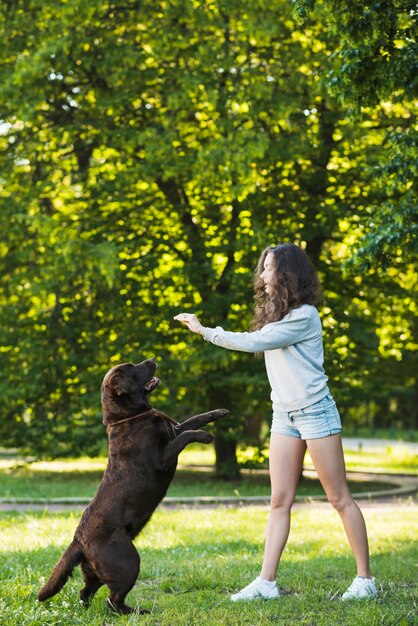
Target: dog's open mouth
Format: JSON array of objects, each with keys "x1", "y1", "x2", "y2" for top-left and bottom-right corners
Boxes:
[{"x1": 144, "y1": 376, "x2": 160, "y2": 393}]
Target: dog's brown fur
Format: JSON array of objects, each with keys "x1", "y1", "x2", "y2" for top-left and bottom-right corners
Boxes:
[{"x1": 38, "y1": 358, "x2": 228, "y2": 614}]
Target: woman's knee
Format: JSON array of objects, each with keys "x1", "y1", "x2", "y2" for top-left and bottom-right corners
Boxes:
[
  {"x1": 327, "y1": 490, "x2": 354, "y2": 512},
  {"x1": 270, "y1": 491, "x2": 294, "y2": 511}
]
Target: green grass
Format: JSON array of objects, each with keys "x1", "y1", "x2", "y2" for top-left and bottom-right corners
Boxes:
[
  {"x1": 341, "y1": 427, "x2": 418, "y2": 443},
  {"x1": 0, "y1": 504, "x2": 416, "y2": 625},
  {"x1": 0, "y1": 461, "x2": 401, "y2": 502},
  {"x1": 239, "y1": 444, "x2": 418, "y2": 475},
  {"x1": 0, "y1": 443, "x2": 415, "y2": 502}
]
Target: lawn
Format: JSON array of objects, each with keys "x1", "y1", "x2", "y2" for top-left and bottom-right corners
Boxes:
[
  {"x1": 0, "y1": 442, "x2": 416, "y2": 502},
  {"x1": 0, "y1": 504, "x2": 416, "y2": 625}
]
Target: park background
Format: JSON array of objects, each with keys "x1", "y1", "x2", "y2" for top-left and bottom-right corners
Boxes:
[
  {"x1": 0, "y1": 1, "x2": 417, "y2": 624},
  {"x1": 0, "y1": 0, "x2": 416, "y2": 476}
]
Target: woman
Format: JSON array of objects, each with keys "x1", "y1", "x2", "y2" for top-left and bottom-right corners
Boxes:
[{"x1": 174, "y1": 243, "x2": 376, "y2": 602}]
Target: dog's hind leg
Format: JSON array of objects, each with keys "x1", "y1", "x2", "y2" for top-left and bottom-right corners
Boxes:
[
  {"x1": 106, "y1": 552, "x2": 143, "y2": 615},
  {"x1": 96, "y1": 532, "x2": 146, "y2": 614},
  {"x1": 79, "y1": 561, "x2": 103, "y2": 607}
]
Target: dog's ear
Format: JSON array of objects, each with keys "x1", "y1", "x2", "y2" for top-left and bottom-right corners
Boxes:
[{"x1": 109, "y1": 369, "x2": 138, "y2": 396}]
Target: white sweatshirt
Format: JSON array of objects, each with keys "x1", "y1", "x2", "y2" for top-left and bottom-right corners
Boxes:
[{"x1": 203, "y1": 304, "x2": 329, "y2": 412}]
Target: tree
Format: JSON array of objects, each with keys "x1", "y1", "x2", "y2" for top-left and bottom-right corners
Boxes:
[
  {"x1": 1, "y1": 0, "x2": 416, "y2": 471},
  {"x1": 290, "y1": 0, "x2": 418, "y2": 431},
  {"x1": 290, "y1": 0, "x2": 418, "y2": 265}
]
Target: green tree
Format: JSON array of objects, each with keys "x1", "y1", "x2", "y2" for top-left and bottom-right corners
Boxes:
[
  {"x1": 1, "y1": 0, "x2": 416, "y2": 473},
  {"x1": 290, "y1": 0, "x2": 418, "y2": 267},
  {"x1": 291, "y1": 0, "x2": 418, "y2": 430}
]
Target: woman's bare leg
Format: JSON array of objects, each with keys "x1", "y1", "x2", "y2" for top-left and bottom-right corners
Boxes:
[
  {"x1": 307, "y1": 434, "x2": 371, "y2": 578},
  {"x1": 260, "y1": 434, "x2": 307, "y2": 581}
]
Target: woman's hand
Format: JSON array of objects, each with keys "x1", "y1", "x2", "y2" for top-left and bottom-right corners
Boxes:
[{"x1": 173, "y1": 313, "x2": 205, "y2": 335}]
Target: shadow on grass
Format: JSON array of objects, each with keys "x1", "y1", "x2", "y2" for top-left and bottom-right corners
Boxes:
[{"x1": 0, "y1": 534, "x2": 416, "y2": 626}]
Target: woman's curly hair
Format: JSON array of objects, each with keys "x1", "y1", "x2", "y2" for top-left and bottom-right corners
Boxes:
[{"x1": 251, "y1": 243, "x2": 321, "y2": 330}]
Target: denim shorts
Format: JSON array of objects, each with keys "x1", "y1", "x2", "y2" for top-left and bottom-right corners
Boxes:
[{"x1": 271, "y1": 393, "x2": 342, "y2": 440}]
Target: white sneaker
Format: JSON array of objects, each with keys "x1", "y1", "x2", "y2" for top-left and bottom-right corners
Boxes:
[
  {"x1": 341, "y1": 576, "x2": 377, "y2": 600},
  {"x1": 231, "y1": 576, "x2": 279, "y2": 601}
]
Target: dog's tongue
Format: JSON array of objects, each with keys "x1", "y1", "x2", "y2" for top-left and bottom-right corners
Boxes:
[{"x1": 145, "y1": 376, "x2": 160, "y2": 391}]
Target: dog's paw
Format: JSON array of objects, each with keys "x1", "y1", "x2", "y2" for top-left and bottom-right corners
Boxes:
[
  {"x1": 210, "y1": 408, "x2": 230, "y2": 421},
  {"x1": 194, "y1": 431, "x2": 214, "y2": 444},
  {"x1": 107, "y1": 598, "x2": 149, "y2": 615}
]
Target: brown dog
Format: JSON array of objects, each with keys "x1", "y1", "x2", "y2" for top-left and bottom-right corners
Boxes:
[{"x1": 38, "y1": 358, "x2": 228, "y2": 614}]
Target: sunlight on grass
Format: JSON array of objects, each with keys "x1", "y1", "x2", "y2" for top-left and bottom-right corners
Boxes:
[
  {"x1": 0, "y1": 457, "x2": 107, "y2": 473},
  {"x1": 178, "y1": 444, "x2": 216, "y2": 466},
  {"x1": 0, "y1": 443, "x2": 416, "y2": 502},
  {"x1": 0, "y1": 504, "x2": 417, "y2": 625},
  {"x1": 0, "y1": 452, "x2": 404, "y2": 501},
  {"x1": 181, "y1": 443, "x2": 418, "y2": 474},
  {"x1": 339, "y1": 447, "x2": 418, "y2": 473},
  {"x1": 1, "y1": 442, "x2": 416, "y2": 475}
]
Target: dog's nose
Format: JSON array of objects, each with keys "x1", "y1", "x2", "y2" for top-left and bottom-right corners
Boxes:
[{"x1": 135, "y1": 358, "x2": 156, "y2": 367}]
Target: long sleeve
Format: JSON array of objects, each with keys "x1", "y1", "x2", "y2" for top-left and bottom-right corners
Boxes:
[
  {"x1": 203, "y1": 305, "x2": 320, "y2": 353},
  {"x1": 203, "y1": 304, "x2": 329, "y2": 411}
]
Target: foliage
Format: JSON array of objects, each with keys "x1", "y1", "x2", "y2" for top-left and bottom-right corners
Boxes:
[
  {"x1": 0, "y1": 0, "x2": 417, "y2": 469},
  {"x1": 0, "y1": 506, "x2": 417, "y2": 624},
  {"x1": 290, "y1": 0, "x2": 315, "y2": 21},
  {"x1": 291, "y1": 0, "x2": 417, "y2": 103},
  {"x1": 290, "y1": 0, "x2": 418, "y2": 280}
]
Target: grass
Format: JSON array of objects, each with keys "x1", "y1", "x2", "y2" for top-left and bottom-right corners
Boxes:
[
  {"x1": 0, "y1": 504, "x2": 416, "y2": 625},
  {"x1": 238, "y1": 444, "x2": 418, "y2": 475},
  {"x1": 341, "y1": 427, "x2": 418, "y2": 443},
  {"x1": 0, "y1": 460, "x2": 398, "y2": 501},
  {"x1": 0, "y1": 442, "x2": 415, "y2": 502},
  {"x1": 0, "y1": 441, "x2": 416, "y2": 624}
]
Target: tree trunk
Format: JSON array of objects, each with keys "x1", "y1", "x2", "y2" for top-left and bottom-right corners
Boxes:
[
  {"x1": 207, "y1": 384, "x2": 241, "y2": 480},
  {"x1": 214, "y1": 431, "x2": 240, "y2": 480}
]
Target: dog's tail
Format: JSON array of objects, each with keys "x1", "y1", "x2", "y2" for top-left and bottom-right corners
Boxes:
[{"x1": 38, "y1": 540, "x2": 84, "y2": 602}]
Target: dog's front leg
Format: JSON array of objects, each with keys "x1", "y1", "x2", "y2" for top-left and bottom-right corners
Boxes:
[
  {"x1": 174, "y1": 408, "x2": 229, "y2": 435},
  {"x1": 161, "y1": 430, "x2": 214, "y2": 469}
]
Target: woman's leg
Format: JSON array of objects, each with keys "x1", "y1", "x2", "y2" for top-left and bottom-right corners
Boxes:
[
  {"x1": 306, "y1": 434, "x2": 371, "y2": 578},
  {"x1": 260, "y1": 434, "x2": 307, "y2": 581}
]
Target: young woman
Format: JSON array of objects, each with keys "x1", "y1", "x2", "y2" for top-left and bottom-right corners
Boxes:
[{"x1": 174, "y1": 243, "x2": 376, "y2": 602}]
